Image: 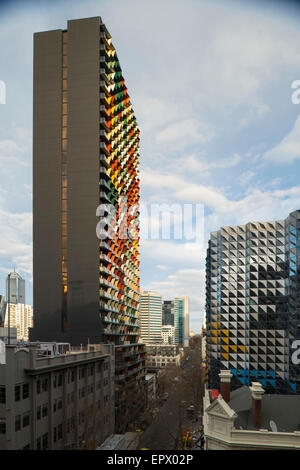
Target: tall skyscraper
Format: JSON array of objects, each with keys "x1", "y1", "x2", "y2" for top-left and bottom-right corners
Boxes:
[
  {"x1": 206, "y1": 209, "x2": 300, "y2": 394},
  {"x1": 174, "y1": 296, "x2": 189, "y2": 347},
  {"x1": 162, "y1": 300, "x2": 174, "y2": 326},
  {"x1": 139, "y1": 291, "x2": 163, "y2": 344},
  {"x1": 6, "y1": 271, "x2": 25, "y2": 304},
  {"x1": 31, "y1": 17, "x2": 140, "y2": 346},
  {"x1": 31, "y1": 17, "x2": 145, "y2": 433}
]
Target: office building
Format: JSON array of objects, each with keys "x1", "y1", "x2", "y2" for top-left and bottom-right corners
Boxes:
[
  {"x1": 139, "y1": 291, "x2": 162, "y2": 344},
  {"x1": 162, "y1": 300, "x2": 174, "y2": 326},
  {"x1": 4, "y1": 304, "x2": 33, "y2": 342},
  {"x1": 31, "y1": 16, "x2": 145, "y2": 433},
  {"x1": 0, "y1": 343, "x2": 114, "y2": 450},
  {"x1": 174, "y1": 297, "x2": 189, "y2": 347},
  {"x1": 161, "y1": 325, "x2": 175, "y2": 344},
  {"x1": 206, "y1": 209, "x2": 300, "y2": 394},
  {"x1": 6, "y1": 271, "x2": 25, "y2": 305}
]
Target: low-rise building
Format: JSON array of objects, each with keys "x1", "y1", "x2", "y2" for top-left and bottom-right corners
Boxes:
[
  {"x1": 145, "y1": 373, "x2": 157, "y2": 402},
  {"x1": 146, "y1": 344, "x2": 181, "y2": 369},
  {"x1": 203, "y1": 370, "x2": 300, "y2": 450},
  {"x1": 0, "y1": 342, "x2": 115, "y2": 450},
  {"x1": 0, "y1": 327, "x2": 17, "y2": 344}
]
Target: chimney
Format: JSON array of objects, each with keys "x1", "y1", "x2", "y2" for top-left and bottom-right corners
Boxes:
[
  {"x1": 218, "y1": 369, "x2": 232, "y2": 403},
  {"x1": 249, "y1": 382, "x2": 265, "y2": 428}
]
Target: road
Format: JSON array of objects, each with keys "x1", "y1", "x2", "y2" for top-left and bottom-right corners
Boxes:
[{"x1": 140, "y1": 341, "x2": 204, "y2": 450}]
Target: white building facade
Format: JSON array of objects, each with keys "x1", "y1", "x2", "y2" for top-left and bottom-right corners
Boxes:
[
  {"x1": 4, "y1": 304, "x2": 33, "y2": 342},
  {"x1": 139, "y1": 291, "x2": 162, "y2": 344}
]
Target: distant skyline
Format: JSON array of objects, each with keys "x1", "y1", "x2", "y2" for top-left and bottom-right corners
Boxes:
[{"x1": 1, "y1": 0, "x2": 300, "y2": 332}]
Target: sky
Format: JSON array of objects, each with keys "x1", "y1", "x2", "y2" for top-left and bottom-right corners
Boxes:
[{"x1": 1, "y1": 0, "x2": 300, "y2": 333}]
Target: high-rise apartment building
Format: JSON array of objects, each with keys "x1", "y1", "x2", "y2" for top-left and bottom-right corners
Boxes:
[
  {"x1": 139, "y1": 291, "x2": 163, "y2": 344},
  {"x1": 174, "y1": 297, "x2": 189, "y2": 347},
  {"x1": 206, "y1": 210, "x2": 300, "y2": 394},
  {"x1": 6, "y1": 271, "x2": 25, "y2": 305},
  {"x1": 31, "y1": 16, "x2": 145, "y2": 433},
  {"x1": 162, "y1": 300, "x2": 174, "y2": 326},
  {"x1": 31, "y1": 16, "x2": 140, "y2": 346}
]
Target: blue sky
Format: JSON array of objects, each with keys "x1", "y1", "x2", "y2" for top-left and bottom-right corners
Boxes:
[{"x1": 1, "y1": 0, "x2": 300, "y2": 333}]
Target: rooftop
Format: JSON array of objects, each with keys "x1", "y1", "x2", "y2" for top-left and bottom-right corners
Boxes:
[{"x1": 228, "y1": 386, "x2": 300, "y2": 433}]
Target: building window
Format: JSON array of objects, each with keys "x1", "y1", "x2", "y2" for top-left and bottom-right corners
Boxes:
[
  {"x1": 71, "y1": 415, "x2": 75, "y2": 430},
  {"x1": 22, "y1": 383, "x2": 29, "y2": 400},
  {"x1": 42, "y1": 378, "x2": 48, "y2": 392},
  {"x1": 15, "y1": 385, "x2": 21, "y2": 402},
  {"x1": 0, "y1": 387, "x2": 5, "y2": 404},
  {"x1": 58, "y1": 399, "x2": 63, "y2": 410},
  {"x1": 36, "y1": 380, "x2": 41, "y2": 394},
  {"x1": 58, "y1": 424, "x2": 62, "y2": 440},
  {"x1": 71, "y1": 370, "x2": 75, "y2": 382},
  {"x1": 53, "y1": 375, "x2": 57, "y2": 388},
  {"x1": 53, "y1": 427, "x2": 57, "y2": 443},
  {"x1": 42, "y1": 433, "x2": 48, "y2": 450},
  {"x1": 42, "y1": 404, "x2": 48, "y2": 418},
  {"x1": 15, "y1": 415, "x2": 21, "y2": 432},
  {"x1": 23, "y1": 412, "x2": 30, "y2": 428},
  {"x1": 58, "y1": 374, "x2": 63, "y2": 387},
  {"x1": 53, "y1": 400, "x2": 57, "y2": 413},
  {"x1": 0, "y1": 418, "x2": 6, "y2": 434},
  {"x1": 37, "y1": 406, "x2": 41, "y2": 420},
  {"x1": 36, "y1": 437, "x2": 41, "y2": 450}
]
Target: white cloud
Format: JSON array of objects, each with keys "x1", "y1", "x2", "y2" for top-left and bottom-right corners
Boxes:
[
  {"x1": 156, "y1": 118, "x2": 215, "y2": 150},
  {"x1": 262, "y1": 114, "x2": 300, "y2": 164},
  {"x1": 156, "y1": 264, "x2": 167, "y2": 271},
  {"x1": 238, "y1": 170, "x2": 255, "y2": 187},
  {"x1": 143, "y1": 267, "x2": 206, "y2": 329},
  {"x1": 0, "y1": 209, "x2": 32, "y2": 278}
]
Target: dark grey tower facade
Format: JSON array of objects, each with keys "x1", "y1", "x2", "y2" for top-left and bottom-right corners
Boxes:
[
  {"x1": 31, "y1": 17, "x2": 146, "y2": 433},
  {"x1": 31, "y1": 18, "x2": 104, "y2": 344},
  {"x1": 31, "y1": 17, "x2": 141, "y2": 346},
  {"x1": 162, "y1": 300, "x2": 174, "y2": 326}
]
